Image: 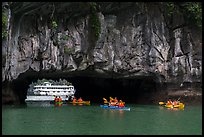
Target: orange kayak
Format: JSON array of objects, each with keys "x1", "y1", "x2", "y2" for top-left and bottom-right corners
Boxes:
[{"x1": 69, "y1": 101, "x2": 90, "y2": 105}]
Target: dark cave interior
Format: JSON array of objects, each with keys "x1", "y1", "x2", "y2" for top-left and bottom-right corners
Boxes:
[{"x1": 8, "y1": 72, "x2": 159, "y2": 105}]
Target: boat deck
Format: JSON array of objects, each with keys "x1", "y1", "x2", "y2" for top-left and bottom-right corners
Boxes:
[{"x1": 25, "y1": 95, "x2": 69, "y2": 102}]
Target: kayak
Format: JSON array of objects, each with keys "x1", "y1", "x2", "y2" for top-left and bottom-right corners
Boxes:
[
  {"x1": 100, "y1": 105, "x2": 130, "y2": 111},
  {"x1": 54, "y1": 101, "x2": 63, "y2": 106},
  {"x1": 159, "y1": 101, "x2": 185, "y2": 109},
  {"x1": 50, "y1": 101, "x2": 65, "y2": 104},
  {"x1": 165, "y1": 103, "x2": 185, "y2": 109},
  {"x1": 68, "y1": 101, "x2": 90, "y2": 105}
]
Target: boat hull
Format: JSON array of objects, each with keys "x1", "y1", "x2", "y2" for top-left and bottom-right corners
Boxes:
[
  {"x1": 100, "y1": 105, "x2": 130, "y2": 111},
  {"x1": 25, "y1": 95, "x2": 72, "y2": 102}
]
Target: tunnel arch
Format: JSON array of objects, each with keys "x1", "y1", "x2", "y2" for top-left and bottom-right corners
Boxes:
[
  {"x1": 4, "y1": 69, "x2": 166, "y2": 104},
  {"x1": 6, "y1": 69, "x2": 163, "y2": 104}
]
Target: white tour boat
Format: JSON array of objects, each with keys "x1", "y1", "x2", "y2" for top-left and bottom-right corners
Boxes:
[{"x1": 25, "y1": 81, "x2": 76, "y2": 102}]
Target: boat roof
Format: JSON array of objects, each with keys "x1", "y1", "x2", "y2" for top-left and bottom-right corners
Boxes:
[
  {"x1": 43, "y1": 82, "x2": 51, "y2": 84},
  {"x1": 34, "y1": 84, "x2": 74, "y2": 87},
  {"x1": 34, "y1": 82, "x2": 74, "y2": 87}
]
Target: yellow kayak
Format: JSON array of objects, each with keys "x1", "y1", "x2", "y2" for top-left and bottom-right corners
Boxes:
[
  {"x1": 69, "y1": 101, "x2": 90, "y2": 105},
  {"x1": 165, "y1": 103, "x2": 185, "y2": 109},
  {"x1": 159, "y1": 102, "x2": 165, "y2": 105},
  {"x1": 159, "y1": 101, "x2": 185, "y2": 109},
  {"x1": 178, "y1": 103, "x2": 185, "y2": 109}
]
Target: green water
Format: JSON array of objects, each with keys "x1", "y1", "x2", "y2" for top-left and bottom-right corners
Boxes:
[{"x1": 2, "y1": 103, "x2": 202, "y2": 135}]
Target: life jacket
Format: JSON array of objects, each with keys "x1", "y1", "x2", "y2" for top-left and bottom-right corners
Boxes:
[
  {"x1": 118, "y1": 102, "x2": 124, "y2": 107},
  {"x1": 173, "y1": 101, "x2": 177, "y2": 106},
  {"x1": 55, "y1": 98, "x2": 59, "y2": 102},
  {"x1": 54, "y1": 97, "x2": 58, "y2": 102},
  {"x1": 111, "y1": 102, "x2": 117, "y2": 106},
  {"x1": 78, "y1": 98, "x2": 83, "y2": 102},
  {"x1": 73, "y1": 98, "x2": 77, "y2": 103},
  {"x1": 58, "y1": 97, "x2": 62, "y2": 102},
  {"x1": 167, "y1": 100, "x2": 172, "y2": 105},
  {"x1": 114, "y1": 98, "x2": 118, "y2": 103}
]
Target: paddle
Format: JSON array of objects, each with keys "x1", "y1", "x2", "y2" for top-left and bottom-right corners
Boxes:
[
  {"x1": 177, "y1": 97, "x2": 181, "y2": 102},
  {"x1": 177, "y1": 97, "x2": 185, "y2": 109},
  {"x1": 103, "y1": 98, "x2": 109, "y2": 104},
  {"x1": 109, "y1": 97, "x2": 114, "y2": 100}
]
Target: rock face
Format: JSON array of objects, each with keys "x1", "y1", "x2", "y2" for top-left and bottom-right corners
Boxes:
[{"x1": 2, "y1": 2, "x2": 202, "y2": 104}]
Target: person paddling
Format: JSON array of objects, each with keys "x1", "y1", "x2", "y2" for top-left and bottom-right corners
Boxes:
[
  {"x1": 58, "y1": 96, "x2": 62, "y2": 103},
  {"x1": 113, "y1": 97, "x2": 118, "y2": 106},
  {"x1": 173, "y1": 100, "x2": 179, "y2": 106},
  {"x1": 109, "y1": 99, "x2": 112, "y2": 106},
  {"x1": 78, "y1": 97, "x2": 83, "y2": 102},
  {"x1": 166, "y1": 99, "x2": 173, "y2": 105},
  {"x1": 118, "y1": 100, "x2": 125, "y2": 107},
  {"x1": 55, "y1": 96, "x2": 59, "y2": 103},
  {"x1": 114, "y1": 97, "x2": 118, "y2": 103},
  {"x1": 72, "y1": 97, "x2": 77, "y2": 103}
]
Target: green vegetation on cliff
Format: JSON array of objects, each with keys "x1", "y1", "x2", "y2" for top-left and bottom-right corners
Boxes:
[
  {"x1": 2, "y1": 9, "x2": 8, "y2": 39},
  {"x1": 166, "y1": 2, "x2": 202, "y2": 28},
  {"x1": 89, "y1": 2, "x2": 101, "y2": 41},
  {"x1": 183, "y1": 2, "x2": 202, "y2": 28}
]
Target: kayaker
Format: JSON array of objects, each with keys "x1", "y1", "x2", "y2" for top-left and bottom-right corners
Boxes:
[
  {"x1": 114, "y1": 97, "x2": 118, "y2": 103},
  {"x1": 109, "y1": 99, "x2": 114, "y2": 106},
  {"x1": 58, "y1": 96, "x2": 62, "y2": 102},
  {"x1": 173, "y1": 100, "x2": 178, "y2": 106},
  {"x1": 72, "y1": 97, "x2": 77, "y2": 103},
  {"x1": 55, "y1": 96, "x2": 59, "y2": 103},
  {"x1": 118, "y1": 100, "x2": 125, "y2": 107},
  {"x1": 78, "y1": 97, "x2": 83, "y2": 102},
  {"x1": 54, "y1": 96, "x2": 58, "y2": 103},
  {"x1": 112, "y1": 97, "x2": 118, "y2": 106},
  {"x1": 167, "y1": 99, "x2": 173, "y2": 105}
]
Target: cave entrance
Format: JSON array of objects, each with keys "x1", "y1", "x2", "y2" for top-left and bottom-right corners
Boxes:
[
  {"x1": 11, "y1": 75, "x2": 159, "y2": 104},
  {"x1": 70, "y1": 76, "x2": 158, "y2": 104}
]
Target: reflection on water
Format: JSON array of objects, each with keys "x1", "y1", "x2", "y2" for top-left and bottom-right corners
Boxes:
[
  {"x1": 2, "y1": 104, "x2": 202, "y2": 135},
  {"x1": 26, "y1": 102, "x2": 53, "y2": 107}
]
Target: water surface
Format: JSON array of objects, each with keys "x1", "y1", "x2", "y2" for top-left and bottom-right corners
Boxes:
[{"x1": 2, "y1": 103, "x2": 202, "y2": 135}]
